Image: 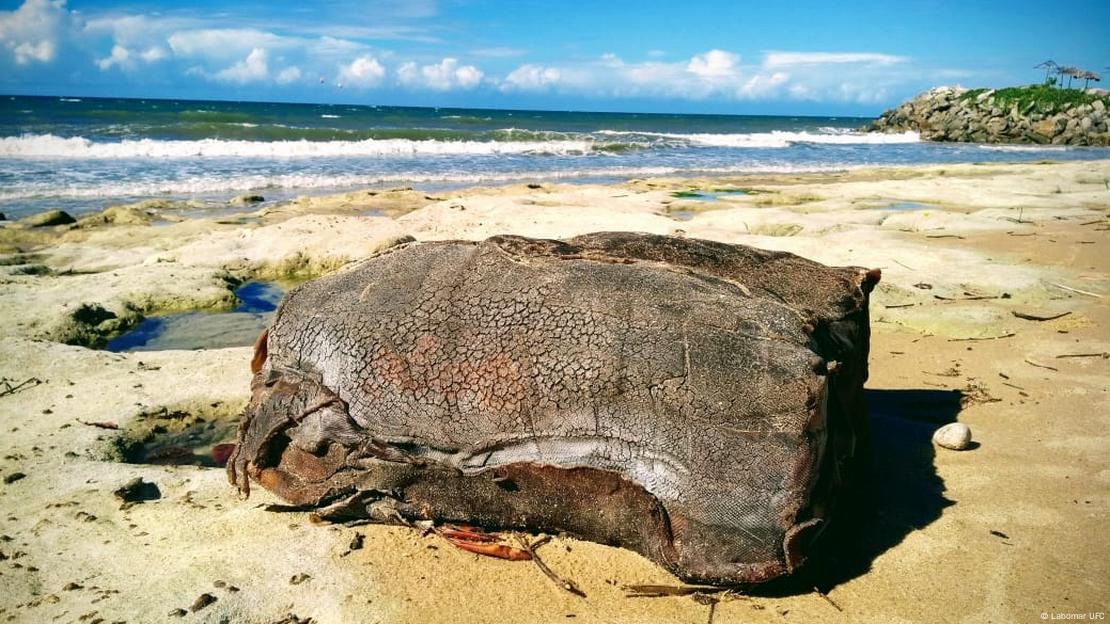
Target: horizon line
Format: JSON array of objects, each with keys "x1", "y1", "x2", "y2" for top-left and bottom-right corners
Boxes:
[{"x1": 0, "y1": 91, "x2": 881, "y2": 120}]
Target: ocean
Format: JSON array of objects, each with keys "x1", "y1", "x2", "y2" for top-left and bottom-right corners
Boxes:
[{"x1": 2, "y1": 95, "x2": 1108, "y2": 219}]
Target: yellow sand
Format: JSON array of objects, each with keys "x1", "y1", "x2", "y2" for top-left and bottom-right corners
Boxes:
[{"x1": 0, "y1": 160, "x2": 1107, "y2": 623}]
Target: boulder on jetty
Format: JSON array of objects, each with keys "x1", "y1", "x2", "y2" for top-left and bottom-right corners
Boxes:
[{"x1": 866, "y1": 85, "x2": 1110, "y2": 146}]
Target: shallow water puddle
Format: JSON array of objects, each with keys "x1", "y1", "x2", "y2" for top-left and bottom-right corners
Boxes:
[
  {"x1": 670, "y1": 189, "x2": 748, "y2": 202},
  {"x1": 667, "y1": 189, "x2": 748, "y2": 221},
  {"x1": 885, "y1": 201, "x2": 942, "y2": 211},
  {"x1": 106, "y1": 281, "x2": 284, "y2": 352}
]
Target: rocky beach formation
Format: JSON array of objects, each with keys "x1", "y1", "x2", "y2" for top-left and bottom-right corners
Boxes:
[{"x1": 866, "y1": 85, "x2": 1110, "y2": 145}]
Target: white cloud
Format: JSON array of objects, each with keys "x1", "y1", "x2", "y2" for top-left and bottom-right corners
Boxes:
[
  {"x1": 13, "y1": 39, "x2": 55, "y2": 64},
  {"x1": 95, "y1": 43, "x2": 166, "y2": 71},
  {"x1": 95, "y1": 44, "x2": 129, "y2": 70},
  {"x1": 739, "y1": 71, "x2": 790, "y2": 98},
  {"x1": 139, "y1": 46, "x2": 166, "y2": 63},
  {"x1": 763, "y1": 51, "x2": 907, "y2": 68},
  {"x1": 498, "y1": 49, "x2": 916, "y2": 103},
  {"x1": 686, "y1": 49, "x2": 739, "y2": 80},
  {"x1": 215, "y1": 47, "x2": 269, "y2": 84},
  {"x1": 276, "y1": 66, "x2": 302, "y2": 84},
  {"x1": 502, "y1": 64, "x2": 561, "y2": 91},
  {"x1": 338, "y1": 55, "x2": 386, "y2": 87},
  {"x1": 501, "y1": 52, "x2": 735, "y2": 99},
  {"x1": 398, "y1": 57, "x2": 483, "y2": 90},
  {"x1": 0, "y1": 0, "x2": 68, "y2": 65},
  {"x1": 168, "y1": 29, "x2": 291, "y2": 60}
]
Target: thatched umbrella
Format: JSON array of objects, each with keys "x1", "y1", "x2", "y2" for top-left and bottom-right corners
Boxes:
[
  {"x1": 1034, "y1": 60, "x2": 1059, "y2": 84},
  {"x1": 1059, "y1": 66, "x2": 1083, "y2": 89},
  {"x1": 1080, "y1": 70, "x2": 1102, "y2": 90}
]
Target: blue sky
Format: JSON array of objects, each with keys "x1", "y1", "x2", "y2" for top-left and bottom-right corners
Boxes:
[{"x1": 1, "y1": 0, "x2": 1107, "y2": 115}]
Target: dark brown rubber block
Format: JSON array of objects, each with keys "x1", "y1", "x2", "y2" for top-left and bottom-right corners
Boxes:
[{"x1": 229, "y1": 231, "x2": 880, "y2": 585}]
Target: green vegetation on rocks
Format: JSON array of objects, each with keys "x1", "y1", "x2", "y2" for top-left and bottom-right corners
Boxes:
[{"x1": 959, "y1": 84, "x2": 1106, "y2": 110}]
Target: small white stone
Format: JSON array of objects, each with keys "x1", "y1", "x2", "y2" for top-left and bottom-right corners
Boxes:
[{"x1": 932, "y1": 422, "x2": 973, "y2": 451}]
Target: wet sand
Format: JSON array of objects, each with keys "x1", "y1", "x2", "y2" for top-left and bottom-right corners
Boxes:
[{"x1": 0, "y1": 160, "x2": 1107, "y2": 623}]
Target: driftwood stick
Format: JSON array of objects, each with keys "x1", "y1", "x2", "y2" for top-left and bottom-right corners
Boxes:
[
  {"x1": 1056, "y1": 352, "x2": 1110, "y2": 359},
  {"x1": 1011, "y1": 310, "x2": 1071, "y2": 322},
  {"x1": 515, "y1": 534, "x2": 586, "y2": 598},
  {"x1": 624, "y1": 584, "x2": 725, "y2": 598},
  {"x1": 1048, "y1": 282, "x2": 1104, "y2": 298},
  {"x1": 77, "y1": 419, "x2": 120, "y2": 430},
  {"x1": 814, "y1": 587, "x2": 844, "y2": 612},
  {"x1": 947, "y1": 333, "x2": 1016, "y2": 342},
  {"x1": 0, "y1": 377, "x2": 42, "y2": 398},
  {"x1": 1025, "y1": 359, "x2": 1059, "y2": 372},
  {"x1": 935, "y1": 294, "x2": 1008, "y2": 301}
]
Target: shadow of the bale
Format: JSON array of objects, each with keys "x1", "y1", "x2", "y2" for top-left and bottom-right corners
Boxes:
[{"x1": 758, "y1": 388, "x2": 961, "y2": 597}]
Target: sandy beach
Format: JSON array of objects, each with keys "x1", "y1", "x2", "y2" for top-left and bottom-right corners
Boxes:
[{"x1": 0, "y1": 159, "x2": 1108, "y2": 623}]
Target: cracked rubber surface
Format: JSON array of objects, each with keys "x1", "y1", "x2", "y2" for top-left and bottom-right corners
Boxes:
[{"x1": 229, "y1": 232, "x2": 879, "y2": 585}]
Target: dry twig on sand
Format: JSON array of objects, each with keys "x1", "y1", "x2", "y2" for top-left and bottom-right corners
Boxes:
[
  {"x1": 814, "y1": 587, "x2": 843, "y2": 612},
  {"x1": 624, "y1": 584, "x2": 724, "y2": 598},
  {"x1": 947, "y1": 333, "x2": 1016, "y2": 342},
  {"x1": 78, "y1": 419, "x2": 120, "y2": 429},
  {"x1": 1025, "y1": 359, "x2": 1059, "y2": 372},
  {"x1": 515, "y1": 534, "x2": 586, "y2": 598},
  {"x1": 0, "y1": 377, "x2": 42, "y2": 398},
  {"x1": 1011, "y1": 310, "x2": 1072, "y2": 321},
  {"x1": 1048, "y1": 282, "x2": 1103, "y2": 298},
  {"x1": 935, "y1": 292, "x2": 1009, "y2": 301}
]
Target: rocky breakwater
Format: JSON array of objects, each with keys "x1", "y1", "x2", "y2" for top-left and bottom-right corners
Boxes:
[{"x1": 866, "y1": 85, "x2": 1110, "y2": 146}]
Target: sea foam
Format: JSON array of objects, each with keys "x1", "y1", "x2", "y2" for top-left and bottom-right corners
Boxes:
[
  {"x1": 0, "y1": 134, "x2": 598, "y2": 159},
  {"x1": 0, "y1": 163, "x2": 851, "y2": 201},
  {"x1": 597, "y1": 129, "x2": 920, "y2": 148}
]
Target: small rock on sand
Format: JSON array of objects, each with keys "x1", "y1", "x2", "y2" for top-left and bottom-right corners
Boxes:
[
  {"x1": 933, "y1": 423, "x2": 973, "y2": 450},
  {"x1": 231, "y1": 194, "x2": 265, "y2": 204},
  {"x1": 349, "y1": 533, "x2": 364, "y2": 551},
  {"x1": 3, "y1": 472, "x2": 26, "y2": 484},
  {"x1": 190, "y1": 593, "x2": 216, "y2": 612},
  {"x1": 113, "y1": 477, "x2": 161, "y2": 505}
]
